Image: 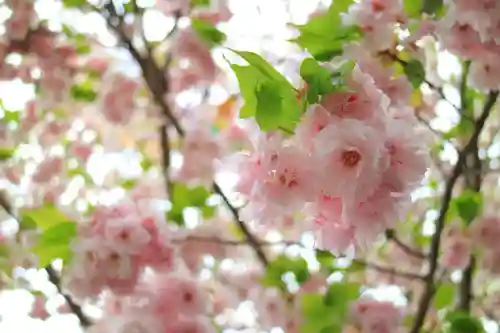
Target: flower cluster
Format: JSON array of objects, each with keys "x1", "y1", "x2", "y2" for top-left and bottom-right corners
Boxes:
[{"x1": 235, "y1": 66, "x2": 429, "y2": 252}]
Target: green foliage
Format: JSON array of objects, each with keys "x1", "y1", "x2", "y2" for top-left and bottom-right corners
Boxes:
[
  {"x1": 404, "y1": 0, "x2": 422, "y2": 18},
  {"x1": 62, "y1": 25, "x2": 92, "y2": 54},
  {"x1": 230, "y1": 51, "x2": 301, "y2": 132},
  {"x1": 299, "y1": 58, "x2": 336, "y2": 104},
  {"x1": 67, "y1": 166, "x2": 94, "y2": 185},
  {"x1": 191, "y1": 0, "x2": 210, "y2": 6},
  {"x1": 452, "y1": 190, "x2": 483, "y2": 225},
  {"x1": 315, "y1": 249, "x2": 335, "y2": 273},
  {"x1": 191, "y1": 19, "x2": 226, "y2": 47},
  {"x1": 20, "y1": 205, "x2": 72, "y2": 231},
  {"x1": 261, "y1": 254, "x2": 309, "y2": 289},
  {"x1": 433, "y1": 283, "x2": 455, "y2": 309},
  {"x1": 290, "y1": 0, "x2": 360, "y2": 61},
  {"x1": 33, "y1": 222, "x2": 77, "y2": 267},
  {"x1": 20, "y1": 205, "x2": 77, "y2": 267},
  {"x1": 403, "y1": 59, "x2": 426, "y2": 88},
  {"x1": 0, "y1": 148, "x2": 15, "y2": 161},
  {"x1": 62, "y1": 0, "x2": 86, "y2": 8},
  {"x1": 121, "y1": 179, "x2": 138, "y2": 190},
  {"x1": 1, "y1": 110, "x2": 21, "y2": 125},
  {"x1": 446, "y1": 311, "x2": 484, "y2": 333},
  {"x1": 422, "y1": 0, "x2": 443, "y2": 15},
  {"x1": 301, "y1": 283, "x2": 360, "y2": 333},
  {"x1": 167, "y1": 183, "x2": 215, "y2": 226},
  {"x1": 70, "y1": 80, "x2": 98, "y2": 102}
]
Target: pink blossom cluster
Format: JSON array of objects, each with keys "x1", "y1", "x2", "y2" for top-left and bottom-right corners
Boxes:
[
  {"x1": 347, "y1": 298, "x2": 404, "y2": 333},
  {"x1": 442, "y1": 217, "x2": 500, "y2": 273},
  {"x1": 234, "y1": 66, "x2": 429, "y2": 252},
  {"x1": 100, "y1": 74, "x2": 139, "y2": 125}
]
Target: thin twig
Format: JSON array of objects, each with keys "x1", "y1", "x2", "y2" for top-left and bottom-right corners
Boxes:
[
  {"x1": 0, "y1": 194, "x2": 91, "y2": 327},
  {"x1": 410, "y1": 91, "x2": 498, "y2": 333},
  {"x1": 353, "y1": 259, "x2": 426, "y2": 281},
  {"x1": 385, "y1": 229, "x2": 427, "y2": 260},
  {"x1": 100, "y1": 4, "x2": 270, "y2": 268}
]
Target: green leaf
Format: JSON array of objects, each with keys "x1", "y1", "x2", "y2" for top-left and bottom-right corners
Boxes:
[
  {"x1": 121, "y1": 179, "x2": 138, "y2": 190},
  {"x1": 229, "y1": 52, "x2": 301, "y2": 132},
  {"x1": 20, "y1": 205, "x2": 71, "y2": 230},
  {"x1": 191, "y1": 19, "x2": 226, "y2": 47},
  {"x1": 422, "y1": 0, "x2": 443, "y2": 15},
  {"x1": 300, "y1": 58, "x2": 336, "y2": 104},
  {"x1": 255, "y1": 80, "x2": 284, "y2": 130},
  {"x1": 403, "y1": 60, "x2": 426, "y2": 88},
  {"x1": 0, "y1": 148, "x2": 15, "y2": 161},
  {"x1": 67, "y1": 167, "x2": 94, "y2": 185},
  {"x1": 300, "y1": 292, "x2": 343, "y2": 333},
  {"x1": 290, "y1": 1, "x2": 360, "y2": 61},
  {"x1": 446, "y1": 311, "x2": 484, "y2": 333},
  {"x1": 230, "y1": 50, "x2": 294, "y2": 89},
  {"x1": 261, "y1": 254, "x2": 310, "y2": 289},
  {"x1": 167, "y1": 183, "x2": 213, "y2": 226},
  {"x1": 433, "y1": 283, "x2": 455, "y2": 309},
  {"x1": 452, "y1": 190, "x2": 483, "y2": 225},
  {"x1": 315, "y1": 249, "x2": 335, "y2": 273},
  {"x1": 1, "y1": 110, "x2": 21, "y2": 124},
  {"x1": 191, "y1": 0, "x2": 210, "y2": 6},
  {"x1": 404, "y1": 0, "x2": 422, "y2": 18},
  {"x1": 70, "y1": 80, "x2": 97, "y2": 102},
  {"x1": 324, "y1": 282, "x2": 360, "y2": 311},
  {"x1": 32, "y1": 222, "x2": 77, "y2": 267},
  {"x1": 231, "y1": 65, "x2": 263, "y2": 118},
  {"x1": 62, "y1": 0, "x2": 86, "y2": 8}
]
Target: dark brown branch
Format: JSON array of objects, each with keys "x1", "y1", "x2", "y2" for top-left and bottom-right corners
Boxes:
[
  {"x1": 410, "y1": 91, "x2": 498, "y2": 333},
  {"x1": 0, "y1": 193, "x2": 91, "y2": 327},
  {"x1": 100, "y1": 4, "x2": 270, "y2": 268},
  {"x1": 385, "y1": 229, "x2": 427, "y2": 260}
]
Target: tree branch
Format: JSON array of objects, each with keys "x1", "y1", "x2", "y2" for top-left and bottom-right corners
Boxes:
[
  {"x1": 410, "y1": 91, "x2": 498, "y2": 333},
  {"x1": 353, "y1": 259, "x2": 426, "y2": 281},
  {"x1": 0, "y1": 193, "x2": 92, "y2": 327},
  {"x1": 100, "y1": 4, "x2": 270, "y2": 268},
  {"x1": 385, "y1": 229, "x2": 427, "y2": 260}
]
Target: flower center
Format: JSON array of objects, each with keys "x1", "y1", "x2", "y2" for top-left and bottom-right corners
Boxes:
[{"x1": 342, "y1": 150, "x2": 361, "y2": 168}]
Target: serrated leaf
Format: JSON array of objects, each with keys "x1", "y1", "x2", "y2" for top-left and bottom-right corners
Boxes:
[
  {"x1": 261, "y1": 254, "x2": 309, "y2": 289},
  {"x1": 230, "y1": 65, "x2": 264, "y2": 118},
  {"x1": 21, "y1": 205, "x2": 71, "y2": 230},
  {"x1": 403, "y1": 60, "x2": 426, "y2": 88},
  {"x1": 191, "y1": 19, "x2": 226, "y2": 47},
  {"x1": 315, "y1": 249, "x2": 335, "y2": 272},
  {"x1": 167, "y1": 183, "x2": 213, "y2": 226},
  {"x1": 433, "y1": 283, "x2": 455, "y2": 309},
  {"x1": 301, "y1": 293, "x2": 339, "y2": 333}
]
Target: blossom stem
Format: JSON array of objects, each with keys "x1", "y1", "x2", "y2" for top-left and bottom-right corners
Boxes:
[
  {"x1": 0, "y1": 193, "x2": 92, "y2": 327},
  {"x1": 352, "y1": 259, "x2": 426, "y2": 281},
  {"x1": 101, "y1": 2, "x2": 271, "y2": 268},
  {"x1": 410, "y1": 90, "x2": 498, "y2": 333}
]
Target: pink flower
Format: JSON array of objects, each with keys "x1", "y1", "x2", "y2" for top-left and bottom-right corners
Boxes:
[
  {"x1": 70, "y1": 141, "x2": 93, "y2": 162},
  {"x1": 103, "y1": 217, "x2": 151, "y2": 254},
  {"x1": 165, "y1": 316, "x2": 215, "y2": 333},
  {"x1": 350, "y1": 299, "x2": 403, "y2": 333},
  {"x1": 314, "y1": 118, "x2": 386, "y2": 202},
  {"x1": 30, "y1": 295, "x2": 50, "y2": 320},
  {"x1": 32, "y1": 157, "x2": 63, "y2": 183},
  {"x1": 441, "y1": 230, "x2": 472, "y2": 270},
  {"x1": 151, "y1": 274, "x2": 207, "y2": 318},
  {"x1": 469, "y1": 216, "x2": 500, "y2": 250},
  {"x1": 469, "y1": 54, "x2": 500, "y2": 91}
]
